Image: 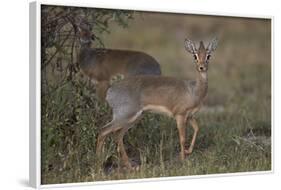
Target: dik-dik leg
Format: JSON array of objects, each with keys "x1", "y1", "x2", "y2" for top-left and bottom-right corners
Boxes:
[
  {"x1": 96, "y1": 110, "x2": 141, "y2": 169},
  {"x1": 176, "y1": 115, "x2": 186, "y2": 161},
  {"x1": 114, "y1": 112, "x2": 142, "y2": 169},
  {"x1": 96, "y1": 81, "x2": 110, "y2": 101},
  {"x1": 96, "y1": 121, "x2": 123, "y2": 156},
  {"x1": 185, "y1": 117, "x2": 199, "y2": 154},
  {"x1": 115, "y1": 125, "x2": 131, "y2": 169}
]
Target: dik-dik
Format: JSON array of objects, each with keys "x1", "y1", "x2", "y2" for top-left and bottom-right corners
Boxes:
[
  {"x1": 96, "y1": 37, "x2": 218, "y2": 169},
  {"x1": 76, "y1": 21, "x2": 161, "y2": 100}
]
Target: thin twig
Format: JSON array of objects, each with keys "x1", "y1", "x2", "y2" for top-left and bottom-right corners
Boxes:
[{"x1": 42, "y1": 29, "x2": 73, "y2": 69}]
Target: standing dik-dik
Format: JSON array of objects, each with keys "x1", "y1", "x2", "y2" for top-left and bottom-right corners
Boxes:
[
  {"x1": 76, "y1": 21, "x2": 161, "y2": 100},
  {"x1": 96, "y1": 37, "x2": 218, "y2": 169}
]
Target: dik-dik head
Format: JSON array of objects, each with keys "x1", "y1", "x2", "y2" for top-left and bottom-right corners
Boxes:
[
  {"x1": 185, "y1": 38, "x2": 218, "y2": 72},
  {"x1": 75, "y1": 19, "x2": 93, "y2": 45}
]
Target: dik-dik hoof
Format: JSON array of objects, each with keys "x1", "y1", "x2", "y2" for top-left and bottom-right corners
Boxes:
[{"x1": 184, "y1": 148, "x2": 193, "y2": 155}]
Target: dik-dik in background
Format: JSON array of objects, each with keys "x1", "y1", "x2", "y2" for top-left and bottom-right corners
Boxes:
[
  {"x1": 41, "y1": 5, "x2": 271, "y2": 184},
  {"x1": 76, "y1": 19, "x2": 161, "y2": 100}
]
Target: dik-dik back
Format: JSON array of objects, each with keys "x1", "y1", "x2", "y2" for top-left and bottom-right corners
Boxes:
[
  {"x1": 77, "y1": 20, "x2": 161, "y2": 99},
  {"x1": 78, "y1": 48, "x2": 161, "y2": 80}
]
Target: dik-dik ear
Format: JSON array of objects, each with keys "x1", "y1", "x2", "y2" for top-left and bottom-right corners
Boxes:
[
  {"x1": 74, "y1": 17, "x2": 82, "y2": 29},
  {"x1": 184, "y1": 39, "x2": 197, "y2": 54},
  {"x1": 206, "y1": 37, "x2": 218, "y2": 54}
]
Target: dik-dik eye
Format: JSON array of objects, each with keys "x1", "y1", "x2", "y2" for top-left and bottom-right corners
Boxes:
[
  {"x1": 193, "y1": 54, "x2": 198, "y2": 61},
  {"x1": 206, "y1": 54, "x2": 211, "y2": 60}
]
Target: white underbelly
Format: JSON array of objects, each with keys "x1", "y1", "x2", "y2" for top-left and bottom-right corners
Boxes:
[{"x1": 142, "y1": 105, "x2": 173, "y2": 117}]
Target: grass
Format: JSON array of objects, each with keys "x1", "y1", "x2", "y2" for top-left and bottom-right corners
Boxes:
[
  {"x1": 41, "y1": 64, "x2": 271, "y2": 184},
  {"x1": 41, "y1": 11, "x2": 271, "y2": 184}
]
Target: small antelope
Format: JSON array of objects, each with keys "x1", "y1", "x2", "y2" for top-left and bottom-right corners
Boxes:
[
  {"x1": 96, "y1": 38, "x2": 218, "y2": 169},
  {"x1": 76, "y1": 21, "x2": 161, "y2": 100}
]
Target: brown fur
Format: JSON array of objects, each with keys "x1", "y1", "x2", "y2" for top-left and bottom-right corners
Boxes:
[
  {"x1": 77, "y1": 22, "x2": 161, "y2": 100},
  {"x1": 96, "y1": 38, "x2": 218, "y2": 169}
]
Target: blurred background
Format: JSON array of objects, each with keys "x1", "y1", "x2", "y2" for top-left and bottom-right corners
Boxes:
[
  {"x1": 103, "y1": 12, "x2": 271, "y2": 108},
  {"x1": 41, "y1": 5, "x2": 271, "y2": 184}
]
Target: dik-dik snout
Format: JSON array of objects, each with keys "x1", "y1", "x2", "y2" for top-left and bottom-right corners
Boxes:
[
  {"x1": 185, "y1": 38, "x2": 218, "y2": 72},
  {"x1": 76, "y1": 21, "x2": 93, "y2": 44}
]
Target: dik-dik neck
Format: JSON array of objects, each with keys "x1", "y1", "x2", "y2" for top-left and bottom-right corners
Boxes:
[
  {"x1": 80, "y1": 41, "x2": 92, "y2": 50},
  {"x1": 78, "y1": 42, "x2": 93, "y2": 64},
  {"x1": 194, "y1": 71, "x2": 208, "y2": 99}
]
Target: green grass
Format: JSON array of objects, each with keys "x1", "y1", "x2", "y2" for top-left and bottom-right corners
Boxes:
[
  {"x1": 41, "y1": 64, "x2": 271, "y2": 184},
  {"x1": 41, "y1": 11, "x2": 271, "y2": 184}
]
